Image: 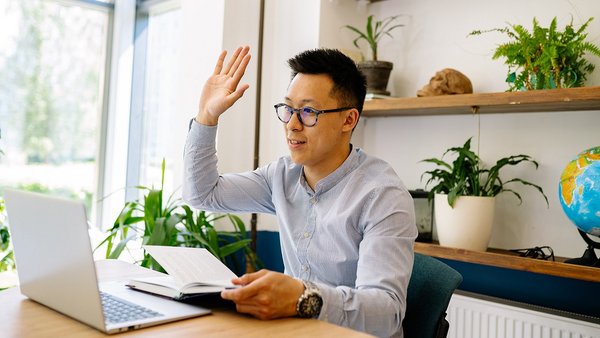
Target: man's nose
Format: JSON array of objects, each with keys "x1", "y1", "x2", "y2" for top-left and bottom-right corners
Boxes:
[{"x1": 286, "y1": 111, "x2": 303, "y2": 131}]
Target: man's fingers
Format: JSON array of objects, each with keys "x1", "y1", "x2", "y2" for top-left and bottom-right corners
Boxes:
[
  {"x1": 222, "y1": 46, "x2": 243, "y2": 75},
  {"x1": 221, "y1": 284, "x2": 256, "y2": 302},
  {"x1": 231, "y1": 54, "x2": 251, "y2": 86},
  {"x1": 227, "y1": 46, "x2": 250, "y2": 77},
  {"x1": 240, "y1": 269, "x2": 269, "y2": 284},
  {"x1": 212, "y1": 50, "x2": 227, "y2": 76},
  {"x1": 221, "y1": 269, "x2": 267, "y2": 300}
]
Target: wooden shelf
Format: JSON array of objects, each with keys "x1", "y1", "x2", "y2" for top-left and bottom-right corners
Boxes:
[
  {"x1": 415, "y1": 242, "x2": 600, "y2": 283},
  {"x1": 363, "y1": 86, "x2": 600, "y2": 117}
]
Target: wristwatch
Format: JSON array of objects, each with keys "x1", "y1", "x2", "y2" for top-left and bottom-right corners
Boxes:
[{"x1": 296, "y1": 280, "x2": 323, "y2": 318}]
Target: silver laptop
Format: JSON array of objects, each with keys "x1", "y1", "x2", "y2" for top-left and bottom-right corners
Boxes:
[{"x1": 4, "y1": 189, "x2": 211, "y2": 334}]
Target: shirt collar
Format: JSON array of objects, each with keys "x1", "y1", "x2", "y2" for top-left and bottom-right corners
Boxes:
[{"x1": 299, "y1": 144, "x2": 360, "y2": 196}]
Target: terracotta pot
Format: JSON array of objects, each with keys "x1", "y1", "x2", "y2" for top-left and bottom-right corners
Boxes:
[
  {"x1": 434, "y1": 194, "x2": 495, "y2": 251},
  {"x1": 358, "y1": 60, "x2": 393, "y2": 95}
]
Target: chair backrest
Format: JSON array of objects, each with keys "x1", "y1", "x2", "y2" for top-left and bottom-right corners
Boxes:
[{"x1": 403, "y1": 253, "x2": 463, "y2": 338}]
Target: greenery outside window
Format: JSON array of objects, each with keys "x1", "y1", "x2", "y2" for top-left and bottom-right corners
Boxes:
[{"x1": 0, "y1": 0, "x2": 112, "y2": 217}]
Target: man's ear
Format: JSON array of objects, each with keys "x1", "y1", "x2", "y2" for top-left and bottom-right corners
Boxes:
[{"x1": 342, "y1": 109, "x2": 360, "y2": 132}]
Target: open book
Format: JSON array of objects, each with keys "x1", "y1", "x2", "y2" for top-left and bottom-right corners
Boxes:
[{"x1": 126, "y1": 246, "x2": 238, "y2": 300}]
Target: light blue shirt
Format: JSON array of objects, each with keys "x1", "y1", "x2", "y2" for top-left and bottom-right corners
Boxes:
[{"x1": 183, "y1": 122, "x2": 417, "y2": 338}]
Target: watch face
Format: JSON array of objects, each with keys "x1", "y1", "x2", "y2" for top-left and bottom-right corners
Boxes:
[{"x1": 299, "y1": 290, "x2": 323, "y2": 318}]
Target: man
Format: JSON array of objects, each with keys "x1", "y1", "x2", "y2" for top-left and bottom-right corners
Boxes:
[{"x1": 183, "y1": 45, "x2": 416, "y2": 337}]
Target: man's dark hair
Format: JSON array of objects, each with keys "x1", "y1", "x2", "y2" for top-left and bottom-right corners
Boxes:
[{"x1": 287, "y1": 49, "x2": 367, "y2": 114}]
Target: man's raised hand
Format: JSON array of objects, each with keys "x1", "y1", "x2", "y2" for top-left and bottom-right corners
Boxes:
[{"x1": 196, "y1": 46, "x2": 251, "y2": 126}]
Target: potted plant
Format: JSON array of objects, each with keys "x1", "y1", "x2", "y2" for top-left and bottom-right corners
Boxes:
[
  {"x1": 469, "y1": 17, "x2": 600, "y2": 91},
  {"x1": 421, "y1": 138, "x2": 549, "y2": 251},
  {"x1": 344, "y1": 15, "x2": 404, "y2": 96},
  {"x1": 96, "y1": 159, "x2": 261, "y2": 275}
]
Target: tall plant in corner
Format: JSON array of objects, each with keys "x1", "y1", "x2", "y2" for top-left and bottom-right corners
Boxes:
[
  {"x1": 470, "y1": 17, "x2": 600, "y2": 91},
  {"x1": 96, "y1": 159, "x2": 260, "y2": 274}
]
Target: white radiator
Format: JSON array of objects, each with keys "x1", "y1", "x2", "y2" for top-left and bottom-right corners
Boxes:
[{"x1": 446, "y1": 292, "x2": 600, "y2": 338}]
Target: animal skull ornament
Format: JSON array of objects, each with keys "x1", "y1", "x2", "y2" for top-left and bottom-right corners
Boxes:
[{"x1": 417, "y1": 68, "x2": 473, "y2": 97}]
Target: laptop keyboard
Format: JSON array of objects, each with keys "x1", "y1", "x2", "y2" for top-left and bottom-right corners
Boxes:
[{"x1": 100, "y1": 291, "x2": 164, "y2": 324}]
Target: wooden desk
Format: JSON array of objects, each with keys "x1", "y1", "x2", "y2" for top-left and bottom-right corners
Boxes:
[{"x1": 0, "y1": 260, "x2": 373, "y2": 338}]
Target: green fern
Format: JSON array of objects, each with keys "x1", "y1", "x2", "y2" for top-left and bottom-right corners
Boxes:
[{"x1": 470, "y1": 17, "x2": 600, "y2": 91}]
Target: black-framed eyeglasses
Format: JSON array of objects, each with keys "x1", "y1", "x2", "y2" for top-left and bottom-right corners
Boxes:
[
  {"x1": 510, "y1": 246, "x2": 555, "y2": 261},
  {"x1": 274, "y1": 103, "x2": 353, "y2": 127}
]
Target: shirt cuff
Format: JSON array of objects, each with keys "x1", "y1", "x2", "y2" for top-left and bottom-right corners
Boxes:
[
  {"x1": 314, "y1": 282, "x2": 344, "y2": 324},
  {"x1": 188, "y1": 118, "x2": 218, "y2": 146}
]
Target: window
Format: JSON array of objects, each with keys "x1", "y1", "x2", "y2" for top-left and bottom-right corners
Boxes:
[
  {"x1": 127, "y1": 2, "x2": 182, "y2": 198},
  {"x1": 0, "y1": 0, "x2": 112, "y2": 218}
]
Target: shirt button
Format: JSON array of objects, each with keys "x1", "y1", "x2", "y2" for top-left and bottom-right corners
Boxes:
[
  {"x1": 310, "y1": 197, "x2": 317, "y2": 204},
  {"x1": 303, "y1": 232, "x2": 310, "y2": 238},
  {"x1": 302, "y1": 265, "x2": 309, "y2": 271}
]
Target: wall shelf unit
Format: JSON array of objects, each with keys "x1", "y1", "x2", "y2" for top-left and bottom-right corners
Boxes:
[
  {"x1": 415, "y1": 242, "x2": 600, "y2": 283},
  {"x1": 363, "y1": 86, "x2": 600, "y2": 117},
  {"x1": 415, "y1": 242, "x2": 600, "y2": 317}
]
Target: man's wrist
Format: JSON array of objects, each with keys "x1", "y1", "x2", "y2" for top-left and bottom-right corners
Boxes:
[
  {"x1": 296, "y1": 280, "x2": 323, "y2": 319},
  {"x1": 195, "y1": 112, "x2": 218, "y2": 126}
]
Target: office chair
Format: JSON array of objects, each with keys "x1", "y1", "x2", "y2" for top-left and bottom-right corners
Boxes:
[{"x1": 402, "y1": 253, "x2": 463, "y2": 338}]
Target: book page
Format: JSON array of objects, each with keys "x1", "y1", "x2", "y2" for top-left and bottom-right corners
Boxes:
[{"x1": 143, "y1": 246, "x2": 237, "y2": 288}]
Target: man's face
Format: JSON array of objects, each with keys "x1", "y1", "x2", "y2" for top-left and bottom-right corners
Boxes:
[{"x1": 283, "y1": 73, "x2": 354, "y2": 174}]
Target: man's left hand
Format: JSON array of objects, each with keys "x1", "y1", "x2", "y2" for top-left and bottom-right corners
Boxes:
[{"x1": 221, "y1": 269, "x2": 305, "y2": 320}]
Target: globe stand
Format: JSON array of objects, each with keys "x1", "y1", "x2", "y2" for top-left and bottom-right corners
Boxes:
[{"x1": 564, "y1": 229, "x2": 600, "y2": 267}]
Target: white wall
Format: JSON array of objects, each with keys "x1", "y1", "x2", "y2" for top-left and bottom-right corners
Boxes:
[
  {"x1": 178, "y1": 0, "x2": 225, "y2": 185},
  {"x1": 177, "y1": 0, "x2": 261, "y2": 230},
  {"x1": 256, "y1": 0, "x2": 323, "y2": 230},
  {"x1": 354, "y1": 0, "x2": 600, "y2": 257}
]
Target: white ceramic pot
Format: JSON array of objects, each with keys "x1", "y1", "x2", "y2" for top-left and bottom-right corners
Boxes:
[{"x1": 434, "y1": 193, "x2": 496, "y2": 251}]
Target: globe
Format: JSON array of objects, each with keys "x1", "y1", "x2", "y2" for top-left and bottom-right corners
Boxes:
[{"x1": 558, "y1": 146, "x2": 600, "y2": 236}]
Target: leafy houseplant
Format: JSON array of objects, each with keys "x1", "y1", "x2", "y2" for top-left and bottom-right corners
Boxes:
[
  {"x1": 96, "y1": 160, "x2": 260, "y2": 275},
  {"x1": 469, "y1": 17, "x2": 600, "y2": 91},
  {"x1": 421, "y1": 138, "x2": 549, "y2": 207},
  {"x1": 421, "y1": 138, "x2": 549, "y2": 251},
  {"x1": 344, "y1": 15, "x2": 404, "y2": 95}
]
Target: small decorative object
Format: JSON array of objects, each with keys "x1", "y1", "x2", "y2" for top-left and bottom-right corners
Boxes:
[
  {"x1": 421, "y1": 138, "x2": 548, "y2": 251},
  {"x1": 344, "y1": 15, "x2": 404, "y2": 95},
  {"x1": 469, "y1": 17, "x2": 600, "y2": 91},
  {"x1": 409, "y1": 190, "x2": 433, "y2": 242},
  {"x1": 416, "y1": 68, "x2": 473, "y2": 97},
  {"x1": 558, "y1": 146, "x2": 600, "y2": 267}
]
